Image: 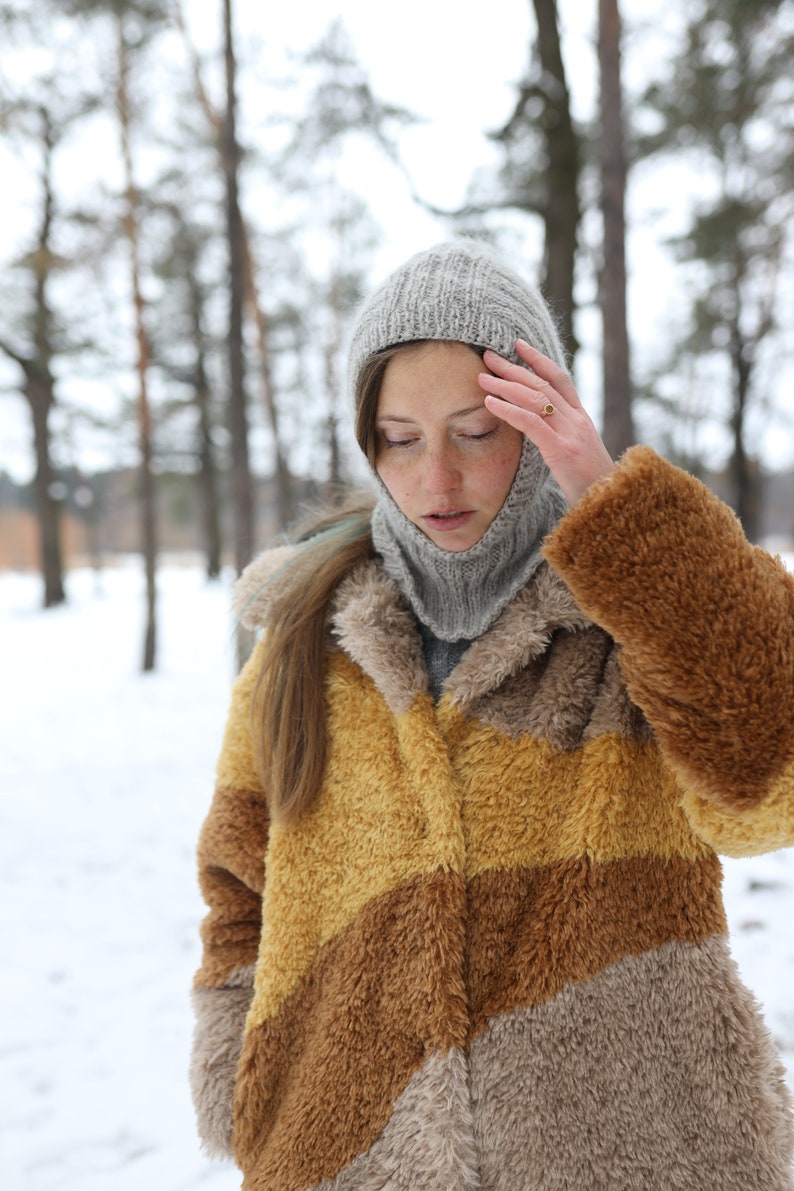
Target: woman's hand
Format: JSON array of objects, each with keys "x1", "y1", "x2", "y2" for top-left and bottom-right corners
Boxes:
[{"x1": 480, "y1": 341, "x2": 615, "y2": 506}]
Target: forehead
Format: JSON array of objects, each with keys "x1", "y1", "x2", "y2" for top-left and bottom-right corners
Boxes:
[{"x1": 377, "y1": 341, "x2": 487, "y2": 418}]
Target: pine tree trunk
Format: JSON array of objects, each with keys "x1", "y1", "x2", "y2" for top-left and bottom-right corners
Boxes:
[
  {"x1": 597, "y1": 0, "x2": 635, "y2": 459},
  {"x1": 531, "y1": 0, "x2": 581, "y2": 356},
  {"x1": 29, "y1": 372, "x2": 66, "y2": 607},
  {"x1": 191, "y1": 310, "x2": 222, "y2": 580},
  {"x1": 241, "y1": 228, "x2": 293, "y2": 530},
  {"x1": 29, "y1": 117, "x2": 65, "y2": 607},
  {"x1": 729, "y1": 314, "x2": 759, "y2": 541},
  {"x1": 176, "y1": 0, "x2": 293, "y2": 531},
  {"x1": 117, "y1": 13, "x2": 158, "y2": 672},
  {"x1": 223, "y1": 0, "x2": 255, "y2": 667}
]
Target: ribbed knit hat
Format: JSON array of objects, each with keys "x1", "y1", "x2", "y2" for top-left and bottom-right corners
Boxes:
[
  {"x1": 347, "y1": 238, "x2": 569, "y2": 643},
  {"x1": 348, "y1": 239, "x2": 567, "y2": 406}
]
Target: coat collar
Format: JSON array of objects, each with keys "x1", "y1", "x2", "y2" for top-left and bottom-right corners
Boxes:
[
  {"x1": 331, "y1": 557, "x2": 590, "y2": 715},
  {"x1": 233, "y1": 546, "x2": 590, "y2": 716}
]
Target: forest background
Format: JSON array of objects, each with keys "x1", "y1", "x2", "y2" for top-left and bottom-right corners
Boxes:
[
  {"x1": 2, "y1": 5, "x2": 794, "y2": 1186},
  {"x1": 1, "y1": 0, "x2": 793, "y2": 671}
]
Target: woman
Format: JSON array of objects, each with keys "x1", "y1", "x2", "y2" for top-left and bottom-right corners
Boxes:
[{"x1": 190, "y1": 240, "x2": 794, "y2": 1190}]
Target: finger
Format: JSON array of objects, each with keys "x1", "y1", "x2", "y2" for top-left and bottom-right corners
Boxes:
[
  {"x1": 483, "y1": 344, "x2": 582, "y2": 410},
  {"x1": 483, "y1": 392, "x2": 558, "y2": 438},
  {"x1": 515, "y1": 341, "x2": 583, "y2": 408},
  {"x1": 478, "y1": 371, "x2": 567, "y2": 421}
]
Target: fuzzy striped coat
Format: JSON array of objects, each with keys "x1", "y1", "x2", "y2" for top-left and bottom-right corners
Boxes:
[{"x1": 191, "y1": 446, "x2": 794, "y2": 1190}]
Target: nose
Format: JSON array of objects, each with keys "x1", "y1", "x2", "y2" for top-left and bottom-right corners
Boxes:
[{"x1": 422, "y1": 444, "x2": 462, "y2": 495}]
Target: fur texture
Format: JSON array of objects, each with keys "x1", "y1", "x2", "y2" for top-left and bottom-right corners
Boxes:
[
  {"x1": 468, "y1": 937, "x2": 793, "y2": 1190},
  {"x1": 543, "y1": 445, "x2": 794, "y2": 811},
  {"x1": 191, "y1": 448, "x2": 794, "y2": 1188},
  {"x1": 189, "y1": 965, "x2": 255, "y2": 1160}
]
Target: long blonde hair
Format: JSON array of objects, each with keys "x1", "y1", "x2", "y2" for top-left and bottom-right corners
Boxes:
[
  {"x1": 254, "y1": 341, "x2": 488, "y2": 825},
  {"x1": 251, "y1": 348, "x2": 397, "y2": 826}
]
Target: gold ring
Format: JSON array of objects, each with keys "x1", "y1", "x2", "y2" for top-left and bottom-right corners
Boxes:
[{"x1": 540, "y1": 403, "x2": 555, "y2": 417}]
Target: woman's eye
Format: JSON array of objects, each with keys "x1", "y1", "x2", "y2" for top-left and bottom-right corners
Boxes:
[
  {"x1": 383, "y1": 436, "x2": 418, "y2": 449},
  {"x1": 463, "y1": 428, "x2": 498, "y2": 442}
]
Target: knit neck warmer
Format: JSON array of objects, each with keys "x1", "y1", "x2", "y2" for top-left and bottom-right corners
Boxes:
[{"x1": 371, "y1": 438, "x2": 567, "y2": 642}]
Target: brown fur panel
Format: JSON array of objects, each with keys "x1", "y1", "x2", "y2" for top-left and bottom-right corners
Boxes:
[
  {"x1": 313, "y1": 1049, "x2": 480, "y2": 1191},
  {"x1": 194, "y1": 782, "x2": 268, "y2": 989},
  {"x1": 544, "y1": 446, "x2": 794, "y2": 809},
  {"x1": 231, "y1": 870, "x2": 470, "y2": 1189},
  {"x1": 469, "y1": 936, "x2": 794, "y2": 1189},
  {"x1": 190, "y1": 965, "x2": 255, "y2": 1161},
  {"x1": 330, "y1": 558, "x2": 427, "y2": 713},
  {"x1": 464, "y1": 853, "x2": 727, "y2": 1036},
  {"x1": 584, "y1": 643, "x2": 654, "y2": 743},
  {"x1": 446, "y1": 562, "x2": 591, "y2": 709}
]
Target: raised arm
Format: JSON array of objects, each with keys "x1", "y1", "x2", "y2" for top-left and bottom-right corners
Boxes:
[{"x1": 543, "y1": 445, "x2": 794, "y2": 857}]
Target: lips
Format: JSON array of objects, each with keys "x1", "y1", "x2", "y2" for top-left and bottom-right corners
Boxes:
[{"x1": 422, "y1": 510, "x2": 475, "y2": 532}]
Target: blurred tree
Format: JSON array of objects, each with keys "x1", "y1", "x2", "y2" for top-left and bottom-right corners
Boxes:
[
  {"x1": 0, "y1": 3, "x2": 106, "y2": 606},
  {"x1": 174, "y1": 0, "x2": 294, "y2": 533},
  {"x1": 636, "y1": 0, "x2": 794, "y2": 538},
  {"x1": 114, "y1": 4, "x2": 160, "y2": 670},
  {"x1": 597, "y1": 0, "x2": 635, "y2": 457},
  {"x1": 273, "y1": 21, "x2": 393, "y2": 490},
  {"x1": 221, "y1": 0, "x2": 256, "y2": 669},
  {"x1": 147, "y1": 203, "x2": 225, "y2": 580},
  {"x1": 473, "y1": 0, "x2": 582, "y2": 356},
  {"x1": 57, "y1": 0, "x2": 169, "y2": 667},
  {"x1": 0, "y1": 100, "x2": 69, "y2": 606}
]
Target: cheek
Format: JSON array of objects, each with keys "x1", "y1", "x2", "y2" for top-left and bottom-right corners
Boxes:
[
  {"x1": 375, "y1": 457, "x2": 409, "y2": 505},
  {"x1": 486, "y1": 443, "x2": 523, "y2": 502}
]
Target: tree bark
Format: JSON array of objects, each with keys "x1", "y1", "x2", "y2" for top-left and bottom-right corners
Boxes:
[
  {"x1": 531, "y1": 0, "x2": 581, "y2": 356},
  {"x1": 223, "y1": 0, "x2": 255, "y2": 667},
  {"x1": 116, "y1": 13, "x2": 158, "y2": 672},
  {"x1": 189, "y1": 283, "x2": 223, "y2": 580},
  {"x1": 28, "y1": 368, "x2": 66, "y2": 606},
  {"x1": 729, "y1": 313, "x2": 759, "y2": 540},
  {"x1": 28, "y1": 111, "x2": 66, "y2": 607},
  {"x1": 176, "y1": 1, "x2": 292, "y2": 533},
  {"x1": 597, "y1": 0, "x2": 635, "y2": 458}
]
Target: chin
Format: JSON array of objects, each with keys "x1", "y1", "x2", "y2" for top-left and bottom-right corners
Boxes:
[{"x1": 426, "y1": 530, "x2": 484, "y2": 552}]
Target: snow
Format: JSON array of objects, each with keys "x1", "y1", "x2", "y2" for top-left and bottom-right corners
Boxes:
[{"x1": 1, "y1": 558, "x2": 793, "y2": 1190}]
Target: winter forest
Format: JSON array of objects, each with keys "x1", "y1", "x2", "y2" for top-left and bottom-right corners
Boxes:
[
  {"x1": 1, "y1": 0, "x2": 794, "y2": 1188},
  {"x1": 2, "y1": 0, "x2": 794, "y2": 645}
]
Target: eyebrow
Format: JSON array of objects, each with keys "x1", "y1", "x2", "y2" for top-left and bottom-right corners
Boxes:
[{"x1": 376, "y1": 404, "x2": 488, "y2": 424}]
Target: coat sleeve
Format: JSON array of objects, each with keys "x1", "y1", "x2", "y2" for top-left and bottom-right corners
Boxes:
[
  {"x1": 543, "y1": 445, "x2": 794, "y2": 858},
  {"x1": 190, "y1": 638, "x2": 269, "y2": 1159}
]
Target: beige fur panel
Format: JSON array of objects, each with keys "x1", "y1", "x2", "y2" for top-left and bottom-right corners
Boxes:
[
  {"x1": 445, "y1": 562, "x2": 591, "y2": 711},
  {"x1": 189, "y1": 964, "x2": 255, "y2": 1162},
  {"x1": 468, "y1": 936, "x2": 794, "y2": 1190},
  {"x1": 312, "y1": 1048, "x2": 480, "y2": 1191},
  {"x1": 330, "y1": 558, "x2": 428, "y2": 714},
  {"x1": 233, "y1": 544, "x2": 300, "y2": 630}
]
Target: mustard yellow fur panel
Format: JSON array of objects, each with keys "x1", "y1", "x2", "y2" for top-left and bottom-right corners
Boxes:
[
  {"x1": 436, "y1": 707, "x2": 712, "y2": 874},
  {"x1": 214, "y1": 636, "x2": 267, "y2": 792},
  {"x1": 247, "y1": 652, "x2": 466, "y2": 1029},
  {"x1": 683, "y1": 755, "x2": 794, "y2": 858}
]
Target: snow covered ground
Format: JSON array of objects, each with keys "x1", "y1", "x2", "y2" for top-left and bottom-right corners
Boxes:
[{"x1": 1, "y1": 558, "x2": 793, "y2": 1191}]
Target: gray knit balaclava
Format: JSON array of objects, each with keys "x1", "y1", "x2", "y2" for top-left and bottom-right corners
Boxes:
[{"x1": 349, "y1": 239, "x2": 569, "y2": 642}]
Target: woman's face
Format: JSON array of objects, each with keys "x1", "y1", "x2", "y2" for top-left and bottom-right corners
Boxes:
[{"x1": 375, "y1": 341, "x2": 524, "y2": 552}]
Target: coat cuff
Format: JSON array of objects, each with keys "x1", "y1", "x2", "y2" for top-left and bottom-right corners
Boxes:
[{"x1": 190, "y1": 966, "x2": 255, "y2": 1160}]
